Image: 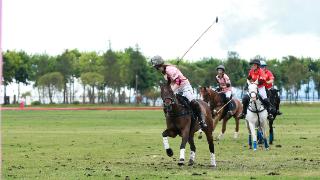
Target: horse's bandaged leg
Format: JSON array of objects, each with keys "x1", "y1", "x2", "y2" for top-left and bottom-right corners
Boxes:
[
  {"x1": 234, "y1": 132, "x2": 239, "y2": 139},
  {"x1": 190, "y1": 151, "x2": 196, "y2": 161},
  {"x1": 162, "y1": 137, "x2": 169, "y2": 149},
  {"x1": 253, "y1": 141, "x2": 257, "y2": 151},
  {"x1": 179, "y1": 149, "x2": 185, "y2": 160},
  {"x1": 210, "y1": 153, "x2": 217, "y2": 166},
  {"x1": 218, "y1": 133, "x2": 224, "y2": 140}
]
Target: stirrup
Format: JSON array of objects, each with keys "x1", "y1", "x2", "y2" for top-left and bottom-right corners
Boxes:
[
  {"x1": 199, "y1": 121, "x2": 208, "y2": 128},
  {"x1": 267, "y1": 114, "x2": 274, "y2": 120},
  {"x1": 238, "y1": 113, "x2": 246, "y2": 119},
  {"x1": 227, "y1": 110, "x2": 233, "y2": 116}
]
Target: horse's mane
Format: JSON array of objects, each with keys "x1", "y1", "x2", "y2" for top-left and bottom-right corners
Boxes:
[{"x1": 203, "y1": 87, "x2": 224, "y2": 108}]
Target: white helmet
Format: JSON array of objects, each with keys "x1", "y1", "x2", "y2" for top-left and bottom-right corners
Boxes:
[
  {"x1": 150, "y1": 55, "x2": 164, "y2": 67},
  {"x1": 260, "y1": 60, "x2": 267, "y2": 67}
]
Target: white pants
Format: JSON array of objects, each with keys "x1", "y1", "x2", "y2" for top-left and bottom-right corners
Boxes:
[
  {"x1": 174, "y1": 84, "x2": 196, "y2": 102},
  {"x1": 224, "y1": 91, "x2": 232, "y2": 98},
  {"x1": 258, "y1": 86, "x2": 267, "y2": 99}
]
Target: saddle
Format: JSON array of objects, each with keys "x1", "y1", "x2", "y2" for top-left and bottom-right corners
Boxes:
[
  {"x1": 176, "y1": 94, "x2": 197, "y2": 122},
  {"x1": 218, "y1": 93, "x2": 236, "y2": 113}
]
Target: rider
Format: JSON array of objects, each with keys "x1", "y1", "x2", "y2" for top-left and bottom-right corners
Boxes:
[
  {"x1": 260, "y1": 60, "x2": 282, "y2": 115},
  {"x1": 215, "y1": 65, "x2": 233, "y2": 116},
  {"x1": 150, "y1": 55, "x2": 208, "y2": 129},
  {"x1": 238, "y1": 59, "x2": 274, "y2": 120}
]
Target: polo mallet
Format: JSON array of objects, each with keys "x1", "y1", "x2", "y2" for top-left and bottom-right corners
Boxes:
[{"x1": 177, "y1": 16, "x2": 219, "y2": 64}]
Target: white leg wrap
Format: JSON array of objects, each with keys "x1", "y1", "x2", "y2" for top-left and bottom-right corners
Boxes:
[
  {"x1": 234, "y1": 132, "x2": 239, "y2": 139},
  {"x1": 190, "y1": 151, "x2": 196, "y2": 161},
  {"x1": 162, "y1": 137, "x2": 169, "y2": 149},
  {"x1": 179, "y1": 149, "x2": 185, "y2": 160},
  {"x1": 210, "y1": 153, "x2": 217, "y2": 166},
  {"x1": 218, "y1": 133, "x2": 224, "y2": 140}
]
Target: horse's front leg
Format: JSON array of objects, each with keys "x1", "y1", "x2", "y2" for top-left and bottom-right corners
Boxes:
[
  {"x1": 234, "y1": 116, "x2": 240, "y2": 139},
  {"x1": 218, "y1": 118, "x2": 227, "y2": 140},
  {"x1": 248, "y1": 121, "x2": 257, "y2": 151},
  {"x1": 269, "y1": 119, "x2": 274, "y2": 144},
  {"x1": 204, "y1": 129, "x2": 216, "y2": 167},
  {"x1": 178, "y1": 126, "x2": 190, "y2": 166},
  {"x1": 162, "y1": 129, "x2": 177, "y2": 157},
  {"x1": 245, "y1": 120, "x2": 252, "y2": 149},
  {"x1": 262, "y1": 119, "x2": 270, "y2": 150},
  {"x1": 188, "y1": 133, "x2": 196, "y2": 166},
  {"x1": 211, "y1": 110, "x2": 222, "y2": 132}
]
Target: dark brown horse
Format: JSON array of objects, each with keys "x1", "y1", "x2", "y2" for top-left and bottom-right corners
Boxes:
[
  {"x1": 200, "y1": 87, "x2": 242, "y2": 140},
  {"x1": 160, "y1": 83, "x2": 216, "y2": 167}
]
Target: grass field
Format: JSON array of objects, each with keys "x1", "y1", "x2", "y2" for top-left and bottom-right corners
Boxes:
[{"x1": 2, "y1": 105, "x2": 320, "y2": 179}]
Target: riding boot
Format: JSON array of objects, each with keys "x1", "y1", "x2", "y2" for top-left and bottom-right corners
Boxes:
[
  {"x1": 190, "y1": 100, "x2": 207, "y2": 129},
  {"x1": 238, "y1": 94, "x2": 249, "y2": 119},
  {"x1": 276, "y1": 95, "x2": 282, "y2": 115},
  {"x1": 226, "y1": 98, "x2": 233, "y2": 116},
  {"x1": 262, "y1": 98, "x2": 274, "y2": 120},
  {"x1": 277, "y1": 110, "x2": 282, "y2": 115}
]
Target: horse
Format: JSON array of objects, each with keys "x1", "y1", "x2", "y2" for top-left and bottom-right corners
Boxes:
[
  {"x1": 266, "y1": 88, "x2": 281, "y2": 144},
  {"x1": 199, "y1": 87, "x2": 242, "y2": 140},
  {"x1": 245, "y1": 80, "x2": 269, "y2": 151},
  {"x1": 160, "y1": 83, "x2": 216, "y2": 167}
]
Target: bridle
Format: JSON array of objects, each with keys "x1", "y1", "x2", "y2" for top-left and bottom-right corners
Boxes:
[{"x1": 163, "y1": 97, "x2": 176, "y2": 112}]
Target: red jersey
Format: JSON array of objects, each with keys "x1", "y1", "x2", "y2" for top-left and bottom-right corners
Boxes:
[
  {"x1": 248, "y1": 68, "x2": 266, "y2": 88},
  {"x1": 263, "y1": 69, "x2": 274, "y2": 89}
]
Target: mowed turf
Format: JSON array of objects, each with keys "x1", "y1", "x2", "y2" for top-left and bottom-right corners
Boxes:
[{"x1": 2, "y1": 105, "x2": 320, "y2": 179}]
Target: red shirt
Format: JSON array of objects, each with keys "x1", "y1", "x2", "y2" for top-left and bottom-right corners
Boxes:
[
  {"x1": 263, "y1": 69, "x2": 274, "y2": 89},
  {"x1": 248, "y1": 68, "x2": 266, "y2": 88}
]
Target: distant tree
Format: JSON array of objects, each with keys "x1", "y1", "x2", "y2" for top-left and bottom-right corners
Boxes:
[
  {"x1": 38, "y1": 72, "x2": 64, "y2": 104},
  {"x1": 80, "y1": 72, "x2": 104, "y2": 104}
]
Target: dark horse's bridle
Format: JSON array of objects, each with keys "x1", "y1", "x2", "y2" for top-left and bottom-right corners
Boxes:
[{"x1": 163, "y1": 97, "x2": 176, "y2": 112}]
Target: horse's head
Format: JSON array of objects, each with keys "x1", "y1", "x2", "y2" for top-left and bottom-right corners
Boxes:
[
  {"x1": 200, "y1": 87, "x2": 211, "y2": 103},
  {"x1": 247, "y1": 79, "x2": 258, "y2": 101},
  {"x1": 160, "y1": 83, "x2": 176, "y2": 112}
]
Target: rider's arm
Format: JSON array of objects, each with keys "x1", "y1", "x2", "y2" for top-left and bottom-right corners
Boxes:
[
  {"x1": 171, "y1": 83, "x2": 179, "y2": 92},
  {"x1": 224, "y1": 74, "x2": 231, "y2": 87},
  {"x1": 266, "y1": 71, "x2": 274, "y2": 84}
]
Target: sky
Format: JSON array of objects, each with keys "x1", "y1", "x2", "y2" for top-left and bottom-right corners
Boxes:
[{"x1": 2, "y1": 0, "x2": 320, "y2": 60}]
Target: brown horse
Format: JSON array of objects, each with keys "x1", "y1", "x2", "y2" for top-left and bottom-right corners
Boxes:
[
  {"x1": 200, "y1": 87, "x2": 242, "y2": 140},
  {"x1": 160, "y1": 83, "x2": 216, "y2": 167}
]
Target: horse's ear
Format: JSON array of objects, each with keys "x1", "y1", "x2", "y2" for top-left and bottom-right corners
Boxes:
[{"x1": 247, "y1": 79, "x2": 251, "y2": 85}]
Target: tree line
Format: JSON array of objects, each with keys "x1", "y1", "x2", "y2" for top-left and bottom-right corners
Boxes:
[{"x1": 2, "y1": 48, "x2": 320, "y2": 105}]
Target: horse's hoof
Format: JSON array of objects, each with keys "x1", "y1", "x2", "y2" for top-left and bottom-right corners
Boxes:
[
  {"x1": 166, "y1": 148, "x2": 173, "y2": 157},
  {"x1": 209, "y1": 164, "x2": 216, "y2": 168},
  {"x1": 178, "y1": 158, "x2": 184, "y2": 166},
  {"x1": 249, "y1": 146, "x2": 252, "y2": 149},
  {"x1": 188, "y1": 159, "x2": 194, "y2": 166},
  {"x1": 269, "y1": 142, "x2": 273, "y2": 145}
]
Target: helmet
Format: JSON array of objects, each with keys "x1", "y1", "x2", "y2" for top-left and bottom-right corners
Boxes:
[
  {"x1": 249, "y1": 59, "x2": 261, "y2": 66},
  {"x1": 260, "y1": 60, "x2": 267, "y2": 67},
  {"x1": 150, "y1": 55, "x2": 164, "y2": 67},
  {"x1": 216, "y1": 65, "x2": 225, "y2": 71}
]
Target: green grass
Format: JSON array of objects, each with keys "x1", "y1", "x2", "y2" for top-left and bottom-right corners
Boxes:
[
  {"x1": 2, "y1": 106, "x2": 320, "y2": 179},
  {"x1": 2, "y1": 103, "x2": 150, "y2": 108}
]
